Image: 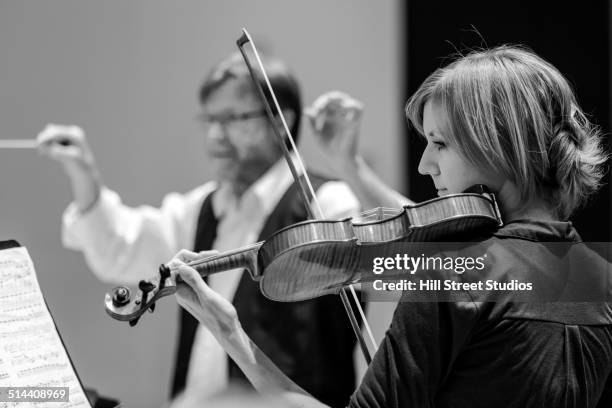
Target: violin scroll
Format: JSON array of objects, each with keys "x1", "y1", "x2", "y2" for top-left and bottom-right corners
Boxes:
[
  {"x1": 105, "y1": 245, "x2": 263, "y2": 325},
  {"x1": 104, "y1": 264, "x2": 176, "y2": 326}
]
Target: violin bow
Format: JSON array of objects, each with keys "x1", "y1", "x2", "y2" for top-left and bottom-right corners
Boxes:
[{"x1": 237, "y1": 28, "x2": 375, "y2": 363}]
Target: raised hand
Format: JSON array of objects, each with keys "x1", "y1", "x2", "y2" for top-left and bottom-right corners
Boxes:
[
  {"x1": 307, "y1": 91, "x2": 412, "y2": 209},
  {"x1": 306, "y1": 90, "x2": 364, "y2": 164},
  {"x1": 37, "y1": 124, "x2": 97, "y2": 175},
  {"x1": 37, "y1": 123, "x2": 102, "y2": 212}
]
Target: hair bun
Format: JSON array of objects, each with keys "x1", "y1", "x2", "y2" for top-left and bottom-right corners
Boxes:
[
  {"x1": 548, "y1": 113, "x2": 607, "y2": 218},
  {"x1": 552, "y1": 121, "x2": 582, "y2": 148}
]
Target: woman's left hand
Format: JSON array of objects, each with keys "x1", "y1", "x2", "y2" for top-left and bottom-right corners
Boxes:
[
  {"x1": 170, "y1": 252, "x2": 328, "y2": 408},
  {"x1": 170, "y1": 249, "x2": 239, "y2": 339}
]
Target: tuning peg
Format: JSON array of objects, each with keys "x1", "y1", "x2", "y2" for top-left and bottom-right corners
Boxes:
[
  {"x1": 138, "y1": 280, "x2": 156, "y2": 294},
  {"x1": 159, "y1": 264, "x2": 171, "y2": 280},
  {"x1": 148, "y1": 303, "x2": 156, "y2": 313},
  {"x1": 129, "y1": 317, "x2": 140, "y2": 327}
]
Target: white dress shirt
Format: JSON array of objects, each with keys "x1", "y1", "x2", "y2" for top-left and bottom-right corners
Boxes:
[{"x1": 62, "y1": 158, "x2": 360, "y2": 403}]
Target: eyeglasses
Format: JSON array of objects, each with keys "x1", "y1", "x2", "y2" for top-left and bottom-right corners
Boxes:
[{"x1": 197, "y1": 109, "x2": 267, "y2": 133}]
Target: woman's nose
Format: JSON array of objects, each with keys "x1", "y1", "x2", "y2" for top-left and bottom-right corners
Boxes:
[{"x1": 418, "y1": 145, "x2": 438, "y2": 176}]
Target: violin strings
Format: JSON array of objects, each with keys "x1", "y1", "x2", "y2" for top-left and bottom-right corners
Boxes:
[{"x1": 185, "y1": 243, "x2": 262, "y2": 269}]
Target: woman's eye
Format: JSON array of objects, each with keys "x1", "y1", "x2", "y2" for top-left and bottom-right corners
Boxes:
[{"x1": 433, "y1": 141, "x2": 446, "y2": 150}]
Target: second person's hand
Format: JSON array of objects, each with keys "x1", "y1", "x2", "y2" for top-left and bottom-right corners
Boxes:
[
  {"x1": 37, "y1": 123, "x2": 97, "y2": 174},
  {"x1": 37, "y1": 123, "x2": 103, "y2": 213},
  {"x1": 306, "y1": 90, "x2": 364, "y2": 163}
]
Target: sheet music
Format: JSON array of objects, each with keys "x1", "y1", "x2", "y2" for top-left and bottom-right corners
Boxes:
[{"x1": 0, "y1": 247, "x2": 90, "y2": 408}]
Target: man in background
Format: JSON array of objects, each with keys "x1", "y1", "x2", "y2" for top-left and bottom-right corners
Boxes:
[{"x1": 38, "y1": 52, "x2": 361, "y2": 408}]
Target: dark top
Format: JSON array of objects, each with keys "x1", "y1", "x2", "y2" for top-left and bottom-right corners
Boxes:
[{"x1": 350, "y1": 220, "x2": 612, "y2": 408}]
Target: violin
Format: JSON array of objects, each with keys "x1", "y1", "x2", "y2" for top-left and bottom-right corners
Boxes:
[
  {"x1": 104, "y1": 30, "x2": 501, "y2": 365},
  {"x1": 104, "y1": 184, "x2": 502, "y2": 324}
]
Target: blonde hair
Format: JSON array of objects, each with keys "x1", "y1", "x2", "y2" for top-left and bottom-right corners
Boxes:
[{"x1": 405, "y1": 45, "x2": 607, "y2": 219}]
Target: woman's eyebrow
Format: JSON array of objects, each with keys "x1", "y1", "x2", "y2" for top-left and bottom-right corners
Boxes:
[{"x1": 427, "y1": 130, "x2": 445, "y2": 138}]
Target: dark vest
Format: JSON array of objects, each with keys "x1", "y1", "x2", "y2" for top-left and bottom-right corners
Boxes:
[{"x1": 171, "y1": 175, "x2": 361, "y2": 408}]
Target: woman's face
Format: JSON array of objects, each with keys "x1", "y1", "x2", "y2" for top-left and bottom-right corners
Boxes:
[{"x1": 418, "y1": 100, "x2": 505, "y2": 196}]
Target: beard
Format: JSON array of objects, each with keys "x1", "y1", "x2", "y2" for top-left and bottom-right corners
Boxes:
[
  {"x1": 209, "y1": 155, "x2": 274, "y2": 191},
  {"x1": 210, "y1": 156, "x2": 241, "y2": 183}
]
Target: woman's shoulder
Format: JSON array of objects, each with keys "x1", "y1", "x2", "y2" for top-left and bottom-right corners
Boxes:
[{"x1": 490, "y1": 219, "x2": 580, "y2": 243}]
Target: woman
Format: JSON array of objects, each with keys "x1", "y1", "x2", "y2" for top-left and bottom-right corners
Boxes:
[{"x1": 170, "y1": 46, "x2": 612, "y2": 407}]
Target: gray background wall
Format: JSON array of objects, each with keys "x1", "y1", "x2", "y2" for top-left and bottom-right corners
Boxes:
[{"x1": 0, "y1": 1, "x2": 403, "y2": 407}]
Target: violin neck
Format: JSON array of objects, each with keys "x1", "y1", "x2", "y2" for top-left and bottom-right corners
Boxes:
[{"x1": 187, "y1": 242, "x2": 263, "y2": 280}]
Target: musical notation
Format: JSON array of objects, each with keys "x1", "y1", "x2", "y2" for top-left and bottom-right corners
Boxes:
[
  {"x1": 0, "y1": 324, "x2": 52, "y2": 342},
  {"x1": 11, "y1": 351, "x2": 61, "y2": 367},
  {"x1": 0, "y1": 247, "x2": 90, "y2": 408},
  {"x1": 17, "y1": 363, "x2": 69, "y2": 378}
]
